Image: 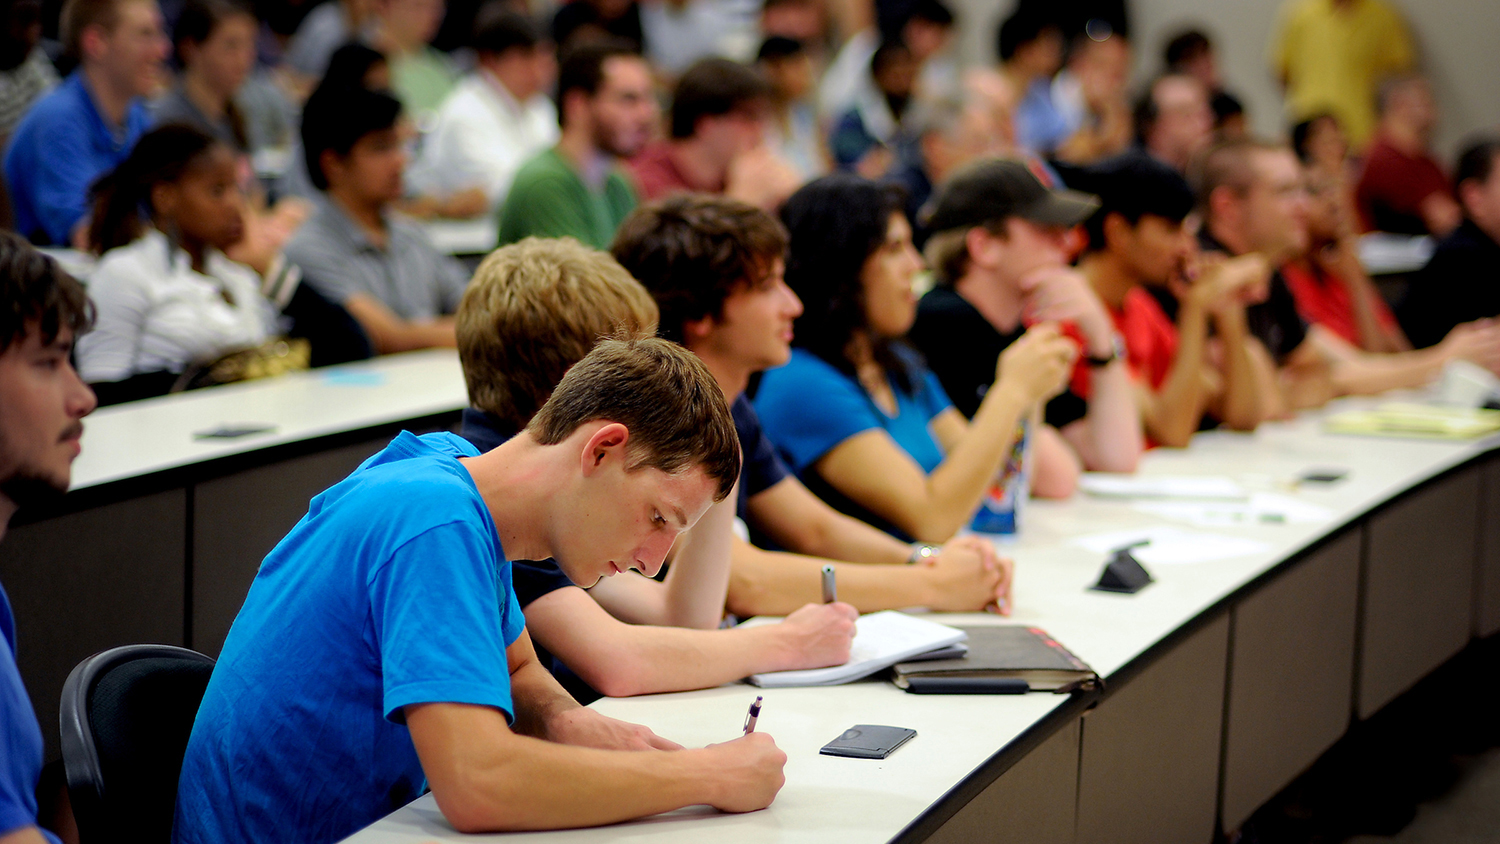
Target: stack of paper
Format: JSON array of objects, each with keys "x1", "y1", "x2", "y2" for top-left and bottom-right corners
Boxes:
[
  {"x1": 747, "y1": 611, "x2": 967, "y2": 688},
  {"x1": 1071, "y1": 526, "x2": 1269, "y2": 565},
  {"x1": 1323, "y1": 403, "x2": 1500, "y2": 440},
  {"x1": 1079, "y1": 474, "x2": 1248, "y2": 501}
]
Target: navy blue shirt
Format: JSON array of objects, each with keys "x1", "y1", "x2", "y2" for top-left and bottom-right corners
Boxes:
[
  {"x1": 4, "y1": 72, "x2": 151, "y2": 244},
  {"x1": 731, "y1": 394, "x2": 790, "y2": 519},
  {"x1": 1, "y1": 584, "x2": 59, "y2": 843}
]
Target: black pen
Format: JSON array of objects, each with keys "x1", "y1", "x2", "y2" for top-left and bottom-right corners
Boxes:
[
  {"x1": 821, "y1": 564, "x2": 837, "y2": 604},
  {"x1": 743, "y1": 695, "x2": 763, "y2": 735}
]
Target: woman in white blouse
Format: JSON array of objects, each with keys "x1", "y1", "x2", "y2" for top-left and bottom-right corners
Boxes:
[{"x1": 77, "y1": 124, "x2": 281, "y2": 403}]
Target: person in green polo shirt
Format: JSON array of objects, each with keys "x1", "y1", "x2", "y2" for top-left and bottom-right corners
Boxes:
[{"x1": 497, "y1": 40, "x2": 654, "y2": 249}]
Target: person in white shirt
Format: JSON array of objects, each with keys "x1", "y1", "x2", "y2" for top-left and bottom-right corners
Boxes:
[
  {"x1": 77, "y1": 124, "x2": 280, "y2": 403},
  {"x1": 407, "y1": 9, "x2": 557, "y2": 217}
]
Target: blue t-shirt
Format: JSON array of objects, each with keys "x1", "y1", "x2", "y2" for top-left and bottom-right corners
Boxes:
[
  {"x1": 4, "y1": 72, "x2": 151, "y2": 244},
  {"x1": 753, "y1": 348, "x2": 952, "y2": 539},
  {"x1": 172, "y1": 432, "x2": 527, "y2": 844},
  {"x1": 1014, "y1": 77, "x2": 1073, "y2": 156},
  {"x1": 0, "y1": 584, "x2": 60, "y2": 844}
]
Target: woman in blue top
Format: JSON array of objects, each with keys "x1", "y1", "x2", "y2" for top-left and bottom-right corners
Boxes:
[{"x1": 755, "y1": 174, "x2": 1080, "y2": 543}]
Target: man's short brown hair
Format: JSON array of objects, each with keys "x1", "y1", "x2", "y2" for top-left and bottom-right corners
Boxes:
[
  {"x1": 1190, "y1": 136, "x2": 1287, "y2": 215},
  {"x1": 0, "y1": 231, "x2": 94, "y2": 354},
  {"x1": 528, "y1": 336, "x2": 741, "y2": 502},
  {"x1": 457, "y1": 237, "x2": 659, "y2": 433},
  {"x1": 60, "y1": 0, "x2": 128, "y2": 59},
  {"x1": 611, "y1": 195, "x2": 787, "y2": 344}
]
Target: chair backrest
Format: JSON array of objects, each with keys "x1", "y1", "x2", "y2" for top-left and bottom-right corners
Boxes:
[{"x1": 59, "y1": 644, "x2": 216, "y2": 844}]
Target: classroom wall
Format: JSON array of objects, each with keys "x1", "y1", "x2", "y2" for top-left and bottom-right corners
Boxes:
[{"x1": 945, "y1": 0, "x2": 1500, "y2": 163}]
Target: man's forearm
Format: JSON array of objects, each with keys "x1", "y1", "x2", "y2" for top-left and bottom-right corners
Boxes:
[
  {"x1": 1149, "y1": 300, "x2": 1212, "y2": 446},
  {"x1": 410, "y1": 705, "x2": 741, "y2": 833},
  {"x1": 507, "y1": 634, "x2": 582, "y2": 739},
  {"x1": 1077, "y1": 360, "x2": 1142, "y2": 471},
  {"x1": 1213, "y1": 307, "x2": 1269, "y2": 430},
  {"x1": 726, "y1": 541, "x2": 934, "y2": 616}
]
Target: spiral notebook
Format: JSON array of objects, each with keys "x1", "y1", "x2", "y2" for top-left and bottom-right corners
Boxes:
[{"x1": 747, "y1": 611, "x2": 968, "y2": 688}]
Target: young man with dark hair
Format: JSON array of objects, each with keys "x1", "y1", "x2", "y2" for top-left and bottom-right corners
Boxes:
[
  {"x1": 285, "y1": 85, "x2": 470, "y2": 353},
  {"x1": 909, "y1": 159, "x2": 1142, "y2": 477},
  {"x1": 0, "y1": 232, "x2": 97, "y2": 844},
  {"x1": 408, "y1": 9, "x2": 558, "y2": 218},
  {"x1": 1399, "y1": 136, "x2": 1500, "y2": 348},
  {"x1": 1077, "y1": 154, "x2": 1272, "y2": 446},
  {"x1": 174, "y1": 335, "x2": 790, "y2": 844},
  {"x1": 1195, "y1": 138, "x2": 1500, "y2": 411},
  {"x1": 4, "y1": 0, "x2": 168, "y2": 245},
  {"x1": 454, "y1": 236, "x2": 856, "y2": 701},
  {"x1": 497, "y1": 40, "x2": 654, "y2": 249},
  {"x1": 627, "y1": 57, "x2": 799, "y2": 211},
  {"x1": 613, "y1": 194, "x2": 1013, "y2": 615}
]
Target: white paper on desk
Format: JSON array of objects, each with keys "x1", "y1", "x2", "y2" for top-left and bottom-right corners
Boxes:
[
  {"x1": 1132, "y1": 493, "x2": 1334, "y2": 527},
  {"x1": 746, "y1": 611, "x2": 967, "y2": 688},
  {"x1": 1071, "y1": 527, "x2": 1269, "y2": 565},
  {"x1": 1078, "y1": 474, "x2": 1248, "y2": 501}
]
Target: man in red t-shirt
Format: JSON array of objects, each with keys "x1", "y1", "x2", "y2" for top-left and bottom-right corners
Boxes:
[
  {"x1": 1077, "y1": 154, "x2": 1274, "y2": 447},
  {"x1": 626, "y1": 57, "x2": 801, "y2": 211},
  {"x1": 1354, "y1": 76, "x2": 1461, "y2": 237}
]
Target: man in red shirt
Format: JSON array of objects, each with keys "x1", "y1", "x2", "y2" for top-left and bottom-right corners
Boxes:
[
  {"x1": 1354, "y1": 76, "x2": 1461, "y2": 236},
  {"x1": 1077, "y1": 154, "x2": 1273, "y2": 446},
  {"x1": 627, "y1": 57, "x2": 800, "y2": 211}
]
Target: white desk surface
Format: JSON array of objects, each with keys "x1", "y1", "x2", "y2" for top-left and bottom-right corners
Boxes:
[
  {"x1": 71, "y1": 349, "x2": 468, "y2": 491},
  {"x1": 344, "y1": 393, "x2": 1498, "y2": 844}
]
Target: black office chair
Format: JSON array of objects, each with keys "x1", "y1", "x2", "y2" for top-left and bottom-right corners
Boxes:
[{"x1": 59, "y1": 644, "x2": 216, "y2": 843}]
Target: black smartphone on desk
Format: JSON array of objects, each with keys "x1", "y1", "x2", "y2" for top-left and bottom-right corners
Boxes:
[{"x1": 820, "y1": 725, "x2": 917, "y2": 759}]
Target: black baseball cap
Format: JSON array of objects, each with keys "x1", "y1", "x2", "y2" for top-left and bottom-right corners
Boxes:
[{"x1": 925, "y1": 158, "x2": 1100, "y2": 233}]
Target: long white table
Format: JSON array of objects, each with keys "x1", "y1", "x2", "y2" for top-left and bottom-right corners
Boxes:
[
  {"x1": 0, "y1": 350, "x2": 470, "y2": 758},
  {"x1": 343, "y1": 394, "x2": 1500, "y2": 844}
]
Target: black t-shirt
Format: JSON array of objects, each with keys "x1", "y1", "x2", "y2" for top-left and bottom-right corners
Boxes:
[
  {"x1": 733, "y1": 393, "x2": 791, "y2": 518},
  {"x1": 1398, "y1": 220, "x2": 1500, "y2": 349},
  {"x1": 908, "y1": 286, "x2": 1089, "y2": 428},
  {"x1": 1196, "y1": 231, "x2": 1310, "y2": 363}
]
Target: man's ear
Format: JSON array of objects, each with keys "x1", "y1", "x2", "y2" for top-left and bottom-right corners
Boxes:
[
  {"x1": 579, "y1": 421, "x2": 630, "y2": 476},
  {"x1": 1102, "y1": 212, "x2": 1130, "y2": 253},
  {"x1": 964, "y1": 225, "x2": 1002, "y2": 270},
  {"x1": 150, "y1": 182, "x2": 178, "y2": 220},
  {"x1": 1208, "y1": 185, "x2": 1238, "y2": 230},
  {"x1": 318, "y1": 149, "x2": 344, "y2": 188},
  {"x1": 78, "y1": 24, "x2": 109, "y2": 63},
  {"x1": 682, "y1": 313, "x2": 715, "y2": 345}
]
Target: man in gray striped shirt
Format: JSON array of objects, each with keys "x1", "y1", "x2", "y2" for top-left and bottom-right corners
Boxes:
[{"x1": 285, "y1": 85, "x2": 469, "y2": 353}]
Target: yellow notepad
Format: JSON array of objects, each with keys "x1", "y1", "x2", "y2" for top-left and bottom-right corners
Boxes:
[{"x1": 1323, "y1": 403, "x2": 1500, "y2": 440}]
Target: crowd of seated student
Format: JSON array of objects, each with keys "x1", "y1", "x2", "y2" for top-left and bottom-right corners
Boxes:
[
  {"x1": 609, "y1": 195, "x2": 1010, "y2": 616},
  {"x1": 910, "y1": 159, "x2": 1142, "y2": 471},
  {"x1": 755, "y1": 174, "x2": 1080, "y2": 544}
]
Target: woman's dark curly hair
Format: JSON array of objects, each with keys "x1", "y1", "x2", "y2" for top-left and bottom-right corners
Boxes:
[{"x1": 780, "y1": 173, "x2": 916, "y2": 393}]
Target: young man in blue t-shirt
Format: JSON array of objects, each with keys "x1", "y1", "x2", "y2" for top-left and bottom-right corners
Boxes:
[
  {"x1": 0, "y1": 233, "x2": 99, "y2": 844},
  {"x1": 455, "y1": 237, "x2": 857, "y2": 702},
  {"x1": 4, "y1": 0, "x2": 168, "y2": 245},
  {"x1": 610, "y1": 194, "x2": 1014, "y2": 615},
  {"x1": 174, "y1": 336, "x2": 787, "y2": 844}
]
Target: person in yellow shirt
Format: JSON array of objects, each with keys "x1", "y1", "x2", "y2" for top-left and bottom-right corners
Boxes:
[{"x1": 1270, "y1": 0, "x2": 1414, "y2": 150}]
